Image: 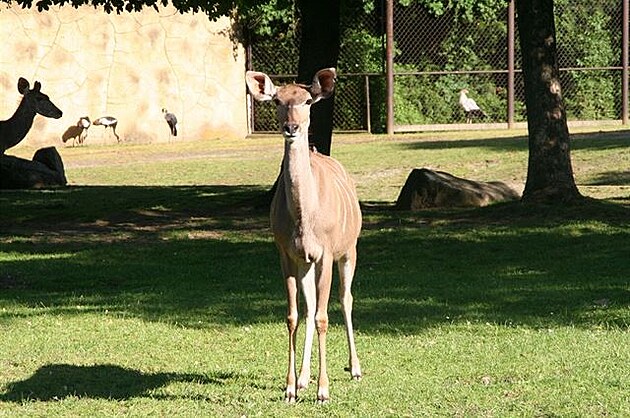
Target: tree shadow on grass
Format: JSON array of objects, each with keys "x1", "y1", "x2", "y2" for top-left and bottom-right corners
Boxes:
[
  {"x1": 0, "y1": 184, "x2": 269, "y2": 228},
  {"x1": 0, "y1": 363, "x2": 234, "y2": 402},
  {"x1": 355, "y1": 198, "x2": 629, "y2": 332},
  {"x1": 0, "y1": 186, "x2": 628, "y2": 334},
  {"x1": 587, "y1": 170, "x2": 630, "y2": 186},
  {"x1": 397, "y1": 129, "x2": 629, "y2": 152}
]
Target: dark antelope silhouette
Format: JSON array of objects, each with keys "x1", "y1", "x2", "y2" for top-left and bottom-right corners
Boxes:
[{"x1": 0, "y1": 77, "x2": 62, "y2": 154}]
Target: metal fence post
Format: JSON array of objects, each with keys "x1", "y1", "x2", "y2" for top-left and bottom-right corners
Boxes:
[
  {"x1": 507, "y1": 0, "x2": 516, "y2": 128},
  {"x1": 364, "y1": 74, "x2": 372, "y2": 133},
  {"x1": 385, "y1": 0, "x2": 394, "y2": 136},
  {"x1": 623, "y1": 0, "x2": 629, "y2": 124}
]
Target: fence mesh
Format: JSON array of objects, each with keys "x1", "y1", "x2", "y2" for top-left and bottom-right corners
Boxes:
[{"x1": 248, "y1": 0, "x2": 626, "y2": 133}]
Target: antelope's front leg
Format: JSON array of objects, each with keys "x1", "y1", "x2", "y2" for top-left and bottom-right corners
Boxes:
[
  {"x1": 297, "y1": 262, "x2": 317, "y2": 391},
  {"x1": 283, "y1": 258, "x2": 299, "y2": 403},
  {"x1": 315, "y1": 255, "x2": 334, "y2": 403}
]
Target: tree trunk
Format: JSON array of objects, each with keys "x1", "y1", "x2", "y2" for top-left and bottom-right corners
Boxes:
[
  {"x1": 516, "y1": 0, "x2": 582, "y2": 204},
  {"x1": 258, "y1": 0, "x2": 341, "y2": 209},
  {"x1": 296, "y1": 0, "x2": 341, "y2": 156}
]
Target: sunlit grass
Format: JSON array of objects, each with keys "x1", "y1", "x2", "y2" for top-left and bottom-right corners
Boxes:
[{"x1": 1, "y1": 128, "x2": 628, "y2": 415}]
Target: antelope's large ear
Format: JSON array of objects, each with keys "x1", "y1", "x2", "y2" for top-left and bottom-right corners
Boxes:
[
  {"x1": 246, "y1": 71, "x2": 276, "y2": 102},
  {"x1": 18, "y1": 77, "x2": 30, "y2": 94},
  {"x1": 309, "y1": 68, "x2": 336, "y2": 103}
]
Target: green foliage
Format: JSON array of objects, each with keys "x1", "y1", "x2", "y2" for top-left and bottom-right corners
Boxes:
[
  {"x1": 556, "y1": 0, "x2": 620, "y2": 120},
  {"x1": 18, "y1": 0, "x2": 620, "y2": 126},
  {"x1": 392, "y1": 68, "x2": 524, "y2": 125},
  {"x1": 8, "y1": 0, "x2": 281, "y2": 20},
  {"x1": 565, "y1": 72, "x2": 618, "y2": 120},
  {"x1": 241, "y1": 0, "x2": 297, "y2": 75},
  {"x1": 388, "y1": 0, "x2": 622, "y2": 125},
  {"x1": 248, "y1": 0, "x2": 387, "y2": 131},
  {"x1": 399, "y1": 0, "x2": 506, "y2": 22},
  {"x1": 391, "y1": 1, "x2": 518, "y2": 125},
  {"x1": 393, "y1": 68, "x2": 457, "y2": 125},
  {"x1": 337, "y1": 23, "x2": 385, "y2": 131},
  {"x1": 239, "y1": 0, "x2": 295, "y2": 38}
]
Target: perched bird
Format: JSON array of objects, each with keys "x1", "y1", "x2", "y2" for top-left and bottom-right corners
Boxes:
[
  {"x1": 162, "y1": 108, "x2": 178, "y2": 139},
  {"x1": 459, "y1": 89, "x2": 487, "y2": 123},
  {"x1": 93, "y1": 116, "x2": 120, "y2": 143}
]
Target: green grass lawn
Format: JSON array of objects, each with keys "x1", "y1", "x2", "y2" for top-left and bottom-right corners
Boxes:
[{"x1": 1, "y1": 128, "x2": 628, "y2": 416}]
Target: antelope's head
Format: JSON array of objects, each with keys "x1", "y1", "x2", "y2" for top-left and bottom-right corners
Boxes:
[
  {"x1": 18, "y1": 77, "x2": 63, "y2": 119},
  {"x1": 246, "y1": 68, "x2": 336, "y2": 142}
]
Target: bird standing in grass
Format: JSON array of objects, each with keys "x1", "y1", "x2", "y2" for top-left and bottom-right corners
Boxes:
[
  {"x1": 459, "y1": 89, "x2": 487, "y2": 123},
  {"x1": 162, "y1": 108, "x2": 178, "y2": 140},
  {"x1": 78, "y1": 116, "x2": 91, "y2": 145},
  {"x1": 93, "y1": 116, "x2": 120, "y2": 143}
]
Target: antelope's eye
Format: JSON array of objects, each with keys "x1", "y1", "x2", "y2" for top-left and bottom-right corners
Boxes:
[{"x1": 305, "y1": 99, "x2": 313, "y2": 105}]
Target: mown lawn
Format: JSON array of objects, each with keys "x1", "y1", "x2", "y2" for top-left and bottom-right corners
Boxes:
[{"x1": 1, "y1": 128, "x2": 628, "y2": 416}]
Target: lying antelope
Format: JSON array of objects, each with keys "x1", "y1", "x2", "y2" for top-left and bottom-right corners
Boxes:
[{"x1": 246, "y1": 68, "x2": 362, "y2": 403}]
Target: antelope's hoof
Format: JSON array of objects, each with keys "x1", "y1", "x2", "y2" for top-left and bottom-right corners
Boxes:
[
  {"x1": 345, "y1": 366, "x2": 362, "y2": 381},
  {"x1": 297, "y1": 377, "x2": 310, "y2": 390},
  {"x1": 317, "y1": 388, "x2": 330, "y2": 404},
  {"x1": 285, "y1": 387, "x2": 297, "y2": 404}
]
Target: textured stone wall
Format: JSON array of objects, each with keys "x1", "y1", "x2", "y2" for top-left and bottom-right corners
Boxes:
[{"x1": 0, "y1": 4, "x2": 247, "y2": 148}]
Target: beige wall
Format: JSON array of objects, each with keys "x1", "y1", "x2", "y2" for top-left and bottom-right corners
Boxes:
[{"x1": 0, "y1": 4, "x2": 247, "y2": 148}]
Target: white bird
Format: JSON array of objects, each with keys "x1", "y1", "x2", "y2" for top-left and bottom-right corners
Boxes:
[
  {"x1": 93, "y1": 116, "x2": 120, "y2": 143},
  {"x1": 162, "y1": 108, "x2": 178, "y2": 139},
  {"x1": 78, "y1": 116, "x2": 91, "y2": 145},
  {"x1": 459, "y1": 89, "x2": 487, "y2": 123}
]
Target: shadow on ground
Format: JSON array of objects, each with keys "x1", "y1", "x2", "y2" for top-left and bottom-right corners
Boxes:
[
  {"x1": 0, "y1": 363, "x2": 233, "y2": 402},
  {"x1": 0, "y1": 185, "x2": 628, "y2": 334},
  {"x1": 398, "y1": 129, "x2": 629, "y2": 153}
]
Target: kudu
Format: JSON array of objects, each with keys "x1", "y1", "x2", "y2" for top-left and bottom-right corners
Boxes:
[
  {"x1": 0, "y1": 77, "x2": 63, "y2": 154},
  {"x1": 246, "y1": 68, "x2": 362, "y2": 403}
]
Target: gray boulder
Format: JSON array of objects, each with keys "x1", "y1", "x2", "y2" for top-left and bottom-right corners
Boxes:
[{"x1": 396, "y1": 168, "x2": 520, "y2": 210}]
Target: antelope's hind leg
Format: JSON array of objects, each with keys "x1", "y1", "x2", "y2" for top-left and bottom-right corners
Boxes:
[{"x1": 338, "y1": 250, "x2": 362, "y2": 380}]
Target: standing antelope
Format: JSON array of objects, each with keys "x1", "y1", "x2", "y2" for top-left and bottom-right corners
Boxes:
[
  {"x1": 0, "y1": 77, "x2": 63, "y2": 154},
  {"x1": 246, "y1": 68, "x2": 362, "y2": 403}
]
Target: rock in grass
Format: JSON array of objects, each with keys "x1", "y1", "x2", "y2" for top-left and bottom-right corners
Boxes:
[{"x1": 395, "y1": 168, "x2": 520, "y2": 210}]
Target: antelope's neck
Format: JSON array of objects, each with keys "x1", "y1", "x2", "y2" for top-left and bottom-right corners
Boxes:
[
  {"x1": 0, "y1": 99, "x2": 36, "y2": 150},
  {"x1": 282, "y1": 136, "x2": 319, "y2": 219}
]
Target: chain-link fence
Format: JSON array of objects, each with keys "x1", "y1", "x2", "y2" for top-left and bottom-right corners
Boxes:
[
  {"x1": 247, "y1": 1, "x2": 382, "y2": 133},
  {"x1": 248, "y1": 0, "x2": 627, "y2": 133}
]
